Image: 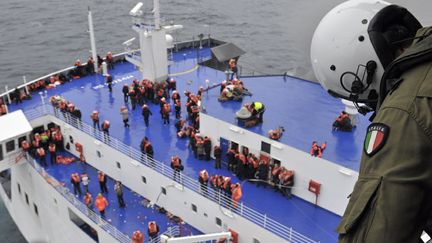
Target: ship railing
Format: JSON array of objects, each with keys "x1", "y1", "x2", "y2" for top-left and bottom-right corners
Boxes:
[
  {"x1": 23, "y1": 105, "x2": 319, "y2": 243},
  {"x1": 148, "y1": 225, "x2": 180, "y2": 243},
  {"x1": 25, "y1": 157, "x2": 131, "y2": 243},
  {"x1": 0, "y1": 37, "x2": 223, "y2": 106}
]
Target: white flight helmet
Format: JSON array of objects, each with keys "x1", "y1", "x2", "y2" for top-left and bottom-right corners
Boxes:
[{"x1": 311, "y1": 0, "x2": 421, "y2": 109}]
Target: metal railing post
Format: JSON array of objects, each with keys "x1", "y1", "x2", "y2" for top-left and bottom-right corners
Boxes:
[
  {"x1": 23, "y1": 76, "x2": 29, "y2": 95},
  {"x1": 5, "y1": 85, "x2": 11, "y2": 104},
  {"x1": 263, "y1": 214, "x2": 267, "y2": 228}
]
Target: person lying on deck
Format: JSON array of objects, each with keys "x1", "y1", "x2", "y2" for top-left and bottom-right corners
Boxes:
[{"x1": 268, "y1": 126, "x2": 285, "y2": 140}]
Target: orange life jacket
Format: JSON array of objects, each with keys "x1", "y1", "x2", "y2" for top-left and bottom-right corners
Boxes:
[
  {"x1": 171, "y1": 156, "x2": 180, "y2": 167},
  {"x1": 102, "y1": 121, "x2": 110, "y2": 130},
  {"x1": 132, "y1": 231, "x2": 144, "y2": 243},
  {"x1": 272, "y1": 166, "x2": 281, "y2": 176},
  {"x1": 71, "y1": 174, "x2": 80, "y2": 183},
  {"x1": 232, "y1": 185, "x2": 243, "y2": 204},
  {"x1": 95, "y1": 196, "x2": 108, "y2": 211}
]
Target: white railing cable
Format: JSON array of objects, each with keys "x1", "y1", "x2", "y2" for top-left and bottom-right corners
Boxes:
[{"x1": 24, "y1": 105, "x2": 319, "y2": 243}]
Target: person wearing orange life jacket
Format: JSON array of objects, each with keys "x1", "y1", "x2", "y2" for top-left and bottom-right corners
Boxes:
[
  {"x1": 70, "y1": 173, "x2": 82, "y2": 196},
  {"x1": 101, "y1": 120, "x2": 110, "y2": 142},
  {"x1": 48, "y1": 143, "x2": 56, "y2": 165},
  {"x1": 280, "y1": 170, "x2": 294, "y2": 199},
  {"x1": 36, "y1": 147, "x2": 47, "y2": 167},
  {"x1": 271, "y1": 164, "x2": 282, "y2": 189},
  {"x1": 98, "y1": 171, "x2": 108, "y2": 193},
  {"x1": 310, "y1": 141, "x2": 327, "y2": 158},
  {"x1": 106, "y1": 51, "x2": 114, "y2": 70},
  {"x1": 91, "y1": 111, "x2": 100, "y2": 130},
  {"x1": 198, "y1": 169, "x2": 209, "y2": 196},
  {"x1": 95, "y1": 193, "x2": 108, "y2": 218},
  {"x1": 231, "y1": 183, "x2": 242, "y2": 209},
  {"x1": 170, "y1": 155, "x2": 183, "y2": 182},
  {"x1": 131, "y1": 230, "x2": 144, "y2": 243},
  {"x1": 332, "y1": 111, "x2": 353, "y2": 132},
  {"x1": 222, "y1": 176, "x2": 232, "y2": 197},
  {"x1": 147, "y1": 221, "x2": 159, "y2": 239}
]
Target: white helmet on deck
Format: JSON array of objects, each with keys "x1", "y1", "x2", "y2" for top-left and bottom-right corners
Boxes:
[{"x1": 311, "y1": 0, "x2": 421, "y2": 110}]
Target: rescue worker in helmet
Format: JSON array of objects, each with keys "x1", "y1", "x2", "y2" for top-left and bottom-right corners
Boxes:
[
  {"x1": 311, "y1": 1, "x2": 431, "y2": 242},
  {"x1": 247, "y1": 101, "x2": 265, "y2": 123}
]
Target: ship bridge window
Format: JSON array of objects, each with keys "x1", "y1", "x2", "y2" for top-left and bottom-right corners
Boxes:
[
  {"x1": 6, "y1": 140, "x2": 15, "y2": 153},
  {"x1": 261, "y1": 141, "x2": 271, "y2": 154},
  {"x1": 68, "y1": 208, "x2": 99, "y2": 242}
]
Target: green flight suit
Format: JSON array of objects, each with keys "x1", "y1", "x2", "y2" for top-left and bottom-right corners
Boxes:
[{"x1": 338, "y1": 27, "x2": 432, "y2": 242}]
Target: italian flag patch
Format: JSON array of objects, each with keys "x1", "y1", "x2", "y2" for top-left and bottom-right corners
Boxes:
[{"x1": 364, "y1": 123, "x2": 389, "y2": 156}]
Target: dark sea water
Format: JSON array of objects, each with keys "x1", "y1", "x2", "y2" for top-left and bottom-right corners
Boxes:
[{"x1": 0, "y1": 0, "x2": 430, "y2": 242}]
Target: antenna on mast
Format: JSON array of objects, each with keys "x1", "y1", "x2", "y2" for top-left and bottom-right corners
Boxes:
[{"x1": 88, "y1": 7, "x2": 98, "y2": 73}]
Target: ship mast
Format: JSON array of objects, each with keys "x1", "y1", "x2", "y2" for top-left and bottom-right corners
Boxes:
[
  {"x1": 88, "y1": 7, "x2": 98, "y2": 73},
  {"x1": 126, "y1": 1, "x2": 182, "y2": 82}
]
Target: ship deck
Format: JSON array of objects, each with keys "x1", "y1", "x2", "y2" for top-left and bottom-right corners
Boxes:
[
  {"x1": 7, "y1": 47, "x2": 371, "y2": 242},
  {"x1": 37, "y1": 150, "x2": 201, "y2": 238}
]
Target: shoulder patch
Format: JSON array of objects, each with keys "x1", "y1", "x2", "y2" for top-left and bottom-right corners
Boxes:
[{"x1": 364, "y1": 123, "x2": 390, "y2": 156}]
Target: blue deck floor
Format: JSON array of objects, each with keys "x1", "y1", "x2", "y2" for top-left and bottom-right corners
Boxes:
[
  {"x1": 6, "y1": 47, "x2": 368, "y2": 242},
  {"x1": 37, "y1": 151, "x2": 201, "y2": 239}
]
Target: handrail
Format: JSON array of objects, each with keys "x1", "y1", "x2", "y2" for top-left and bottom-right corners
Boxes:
[
  {"x1": 23, "y1": 105, "x2": 319, "y2": 243},
  {"x1": 148, "y1": 226, "x2": 180, "y2": 243},
  {"x1": 0, "y1": 37, "x2": 222, "y2": 101},
  {"x1": 26, "y1": 157, "x2": 131, "y2": 243}
]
